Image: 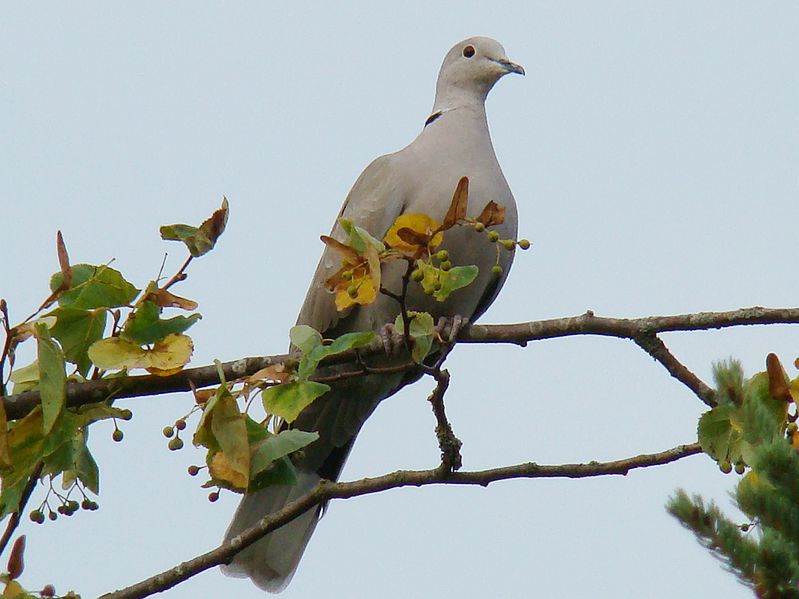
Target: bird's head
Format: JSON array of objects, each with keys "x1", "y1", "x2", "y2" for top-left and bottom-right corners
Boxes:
[{"x1": 434, "y1": 37, "x2": 524, "y2": 107}]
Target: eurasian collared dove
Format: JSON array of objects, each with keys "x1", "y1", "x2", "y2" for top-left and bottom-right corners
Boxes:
[{"x1": 223, "y1": 36, "x2": 523, "y2": 592}]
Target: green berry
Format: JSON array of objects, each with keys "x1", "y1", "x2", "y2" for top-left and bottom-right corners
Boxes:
[
  {"x1": 81, "y1": 499, "x2": 92, "y2": 510},
  {"x1": 719, "y1": 460, "x2": 732, "y2": 474},
  {"x1": 119, "y1": 409, "x2": 133, "y2": 420},
  {"x1": 208, "y1": 491, "x2": 220, "y2": 503},
  {"x1": 175, "y1": 419, "x2": 187, "y2": 431},
  {"x1": 411, "y1": 269, "x2": 424, "y2": 282},
  {"x1": 474, "y1": 222, "x2": 485, "y2": 232},
  {"x1": 440, "y1": 260, "x2": 452, "y2": 271},
  {"x1": 30, "y1": 510, "x2": 44, "y2": 524},
  {"x1": 501, "y1": 239, "x2": 516, "y2": 251},
  {"x1": 735, "y1": 462, "x2": 746, "y2": 475},
  {"x1": 112, "y1": 429, "x2": 124, "y2": 442},
  {"x1": 436, "y1": 250, "x2": 449, "y2": 261},
  {"x1": 48, "y1": 511, "x2": 57, "y2": 521},
  {"x1": 168, "y1": 437, "x2": 184, "y2": 451},
  {"x1": 341, "y1": 270, "x2": 353, "y2": 281},
  {"x1": 518, "y1": 239, "x2": 531, "y2": 250},
  {"x1": 163, "y1": 426, "x2": 175, "y2": 438},
  {"x1": 188, "y1": 465, "x2": 200, "y2": 477},
  {"x1": 487, "y1": 230, "x2": 499, "y2": 242},
  {"x1": 347, "y1": 285, "x2": 358, "y2": 298},
  {"x1": 491, "y1": 265, "x2": 503, "y2": 276}
]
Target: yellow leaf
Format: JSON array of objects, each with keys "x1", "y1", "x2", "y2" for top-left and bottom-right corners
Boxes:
[
  {"x1": 334, "y1": 270, "x2": 377, "y2": 311},
  {"x1": 88, "y1": 334, "x2": 193, "y2": 374},
  {"x1": 384, "y1": 214, "x2": 443, "y2": 254},
  {"x1": 208, "y1": 451, "x2": 248, "y2": 490},
  {"x1": 144, "y1": 333, "x2": 193, "y2": 375},
  {"x1": 88, "y1": 337, "x2": 147, "y2": 370},
  {"x1": 2, "y1": 580, "x2": 25, "y2": 597}
]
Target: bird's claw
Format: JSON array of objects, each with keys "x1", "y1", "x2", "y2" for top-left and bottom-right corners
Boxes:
[
  {"x1": 435, "y1": 315, "x2": 467, "y2": 344},
  {"x1": 379, "y1": 322, "x2": 398, "y2": 355}
]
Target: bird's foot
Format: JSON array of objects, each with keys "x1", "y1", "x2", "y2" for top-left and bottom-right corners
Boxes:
[
  {"x1": 435, "y1": 315, "x2": 468, "y2": 344},
  {"x1": 379, "y1": 322, "x2": 399, "y2": 355}
]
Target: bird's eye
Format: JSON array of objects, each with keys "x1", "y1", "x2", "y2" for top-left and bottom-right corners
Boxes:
[{"x1": 462, "y1": 45, "x2": 475, "y2": 58}]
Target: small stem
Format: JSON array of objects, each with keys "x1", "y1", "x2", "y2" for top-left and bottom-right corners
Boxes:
[{"x1": 162, "y1": 255, "x2": 193, "y2": 291}]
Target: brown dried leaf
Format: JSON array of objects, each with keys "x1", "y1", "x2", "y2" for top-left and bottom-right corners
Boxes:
[
  {"x1": 145, "y1": 287, "x2": 199, "y2": 311},
  {"x1": 192, "y1": 387, "x2": 215, "y2": 406},
  {"x1": 7, "y1": 535, "x2": 25, "y2": 580},
  {"x1": 321, "y1": 235, "x2": 360, "y2": 264},
  {"x1": 247, "y1": 364, "x2": 290, "y2": 385},
  {"x1": 56, "y1": 231, "x2": 72, "y2": 290},
  {"x1": 476, "y1": 200, "x2": 506, "y2": 227},
  {"x1": 396, "y1": 227, "x2": 431, "y2": 247},
  {"x1": 442, "y1": 177, "x2": 469, "y2": 229},
  {"x1": 199, "y1": 197, "x2": 229, "y2": 246},
  {"x1": 767, "y1": 353, "x2": 792, "y2": 402}
]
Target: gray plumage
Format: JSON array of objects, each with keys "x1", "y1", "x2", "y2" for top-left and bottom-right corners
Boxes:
[{"x1": 223, "y1": 36, "x2": 523, "y2": 592}]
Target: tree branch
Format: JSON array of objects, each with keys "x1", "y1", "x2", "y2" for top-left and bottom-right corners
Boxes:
[
  {"x1": 98, "y1": 442, "x2": 701, "y2": 599},
  {"x1": 4, "y1": 306, "x2": 798, "y2": 419}
]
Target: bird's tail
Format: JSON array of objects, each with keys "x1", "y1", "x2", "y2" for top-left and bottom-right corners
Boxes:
[{"x1": 221, "y1": 470, "x2": 322, "y2": 593}]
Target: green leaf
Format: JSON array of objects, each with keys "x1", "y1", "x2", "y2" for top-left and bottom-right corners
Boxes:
[
  {"x1": 744, "y1": 372, "x2": 788, "y2": 437},
  {"x1": 250, "y1": 429, "x2": 319, "y2": 478},
  {"x1": 299, "y1": 331, "x2": 375, "y2": 380},
  {"x1": 698, "y1": 405, "x2": 745, "y2": 465},
  {"x1": 262, "y1": 381, "x2": 329, "y2": 423},
  {"x1": 249, "y1": 456, "x2": 297, "y2": 491},
  {"x1": 339, "y1": 218, "x2": 385, "y2": 254},
  {"x1": 0, "y1": 409, "x2": 46, "y2": 518},
  {"x1": 416, "y1": 261, "x2": 479, "y2": 302},
  {"x1": 395, "y1": 311, "x2": 435, "y2": 363},
  {"x1": 35, "y1": 323, "x2": 66, "y2": 434},
  {"x1": 49, "y1": 307, "x2": 107, "y2": 376},
  {"x1": 289, "y1": 325, "x2": 323, "y2": 355},
  {"x1": 9, "y1": 362, "x2": 39, "y2": 388},
  {"x1": 76, "y1": 403, "x2": 132, "y2": 425},
  {"x1": 160, "y1": 198, "x2": 229, "y2": 257},
  {"x1": 122, "y1": 300, "x2": 201, "y2": 345},
  {"x1": 0, "y1": 475, "x2": 30, "y2": 520},
  {"x1": 211, "y1": 394, "x2": 250, "y2": 483},
  {"x1": 73, "y1": 441, "x2": 100, "y2": 494},
  {"x1": 193, "y1": 384, "x2": 226, "y2": 452},
  {"x1": 50, "y1": 264, "x2": 139, "y2": 310}
]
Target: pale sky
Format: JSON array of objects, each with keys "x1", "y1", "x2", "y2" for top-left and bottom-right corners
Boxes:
[{"x1": 2, "y1": 3, "x2": 798, "y2": 598}]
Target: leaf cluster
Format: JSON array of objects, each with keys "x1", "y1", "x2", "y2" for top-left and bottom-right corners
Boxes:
[
  {"x1": 0, "y1": 199, "x2": 228, "y2": 525},
  {"x1": 670, "y1": 354, "x2": 799, "y2": 597}
]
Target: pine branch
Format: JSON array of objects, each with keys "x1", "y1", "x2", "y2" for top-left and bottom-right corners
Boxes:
[
  {"x1": 99, "y1": 442, "x2": 701, "y2": 599},
  {"x1": 4, "y1": 306, "x2": 799, "y2": 419}
]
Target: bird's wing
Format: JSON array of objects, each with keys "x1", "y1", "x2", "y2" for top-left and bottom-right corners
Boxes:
[{"x1": 295, "y1": 153, "x2": 408, "y2": 336}]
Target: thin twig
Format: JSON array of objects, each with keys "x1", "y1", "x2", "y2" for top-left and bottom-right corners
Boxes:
[
  {"x1": 634, "y1": 333, "x2": 716, "y2": 407},
  {"x1": 97, "y1": 442, "x2": 701, "y2": 599},
  {"x1": 161, "y1": 255, "x2": 193, "y2": 291}
]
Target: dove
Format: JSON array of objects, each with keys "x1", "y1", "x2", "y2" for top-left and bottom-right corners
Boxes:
[{"x1": 223, "y1": 36, "x2": 523, "y2": 592}]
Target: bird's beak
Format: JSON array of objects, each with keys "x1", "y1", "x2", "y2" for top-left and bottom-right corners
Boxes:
[{"x1": 496, "y1": 58, "x2": 525, "y2": 76}]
